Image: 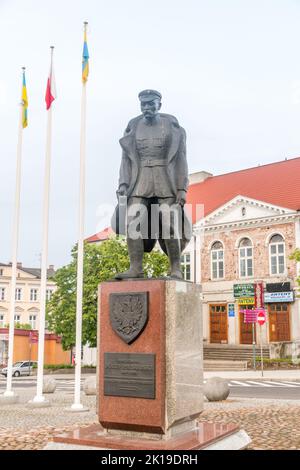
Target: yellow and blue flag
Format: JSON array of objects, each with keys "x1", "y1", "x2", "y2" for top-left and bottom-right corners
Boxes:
[
  {"x1": 82, "y1": 28, "x2": 89, "y2": 83},
  {"x1": 22, "y1": 70, "x2": 28, "y2": 128}
]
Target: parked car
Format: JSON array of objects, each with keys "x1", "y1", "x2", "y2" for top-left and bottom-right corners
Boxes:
[{"x1": 1, "y1": 361, "x2": 37, "y2": 377}]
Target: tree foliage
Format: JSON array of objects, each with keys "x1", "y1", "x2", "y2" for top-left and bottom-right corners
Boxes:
[
  {"x1": 47, "y1": 237, "x2": 169, "y2": 350},
  {"x1": 5, "y1": 323, "x2": 32, "y2": 330}
]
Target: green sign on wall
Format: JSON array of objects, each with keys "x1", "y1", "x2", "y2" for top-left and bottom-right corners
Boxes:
[{"x1": 233, "y1": 284, "x2": 254, "y2": 298}]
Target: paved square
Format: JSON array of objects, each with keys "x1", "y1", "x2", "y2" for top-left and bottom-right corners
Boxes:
[{"x1": 0, "y1": 387, "x2": 299, "y2": 450}]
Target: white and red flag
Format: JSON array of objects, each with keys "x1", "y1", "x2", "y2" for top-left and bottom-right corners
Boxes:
[{"x1": 45, "y1": 48, "x2": 56, "y2": 110}]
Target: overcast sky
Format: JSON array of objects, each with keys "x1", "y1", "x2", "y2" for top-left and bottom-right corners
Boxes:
[{"x1": 1, "y1": 0, "x2": 300, "y2": 268}]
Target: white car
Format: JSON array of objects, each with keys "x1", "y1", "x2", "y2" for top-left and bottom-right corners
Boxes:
[{"x1": 1, "y1": 361, "x2": 37, "y2": 377}]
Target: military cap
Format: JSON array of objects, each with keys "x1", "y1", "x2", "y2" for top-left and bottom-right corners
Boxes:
[{"x1": 138, "y1": 89, "x2": 162, "y2": 102}]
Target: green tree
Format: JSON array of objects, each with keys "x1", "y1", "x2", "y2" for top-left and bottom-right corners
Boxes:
[
  {"x1": 47, "y1": 237, "x2": 169, "y2": 350},
  {"x1": 5, "y1": 323, "x2": 32, "y2": 330}
]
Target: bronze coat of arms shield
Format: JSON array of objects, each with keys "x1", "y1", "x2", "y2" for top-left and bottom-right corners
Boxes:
[{"x1": 109, "y1": 292, "x2": 149, "y2": 344}]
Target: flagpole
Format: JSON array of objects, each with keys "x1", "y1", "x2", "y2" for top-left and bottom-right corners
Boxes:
[
  {"x1": 1, "y1": 68, "x2": 25, "y2": 402},
  {"x1": 29, "y1": 47, "x2": 55, "y2": 407},
  {"x1": 70, "y1": 22, "x2": 89, "y2": 412}
]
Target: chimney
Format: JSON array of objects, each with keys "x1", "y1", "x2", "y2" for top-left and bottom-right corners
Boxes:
[
  {"x1": 189, "y1": 171, "x2": 213, "y2": 185},
  {"x1": 17, "y1": 262, "x2": 22, "y2": 269},
  {"x1": 49, "y1": 264, "x2": 54, "y2": 270}
]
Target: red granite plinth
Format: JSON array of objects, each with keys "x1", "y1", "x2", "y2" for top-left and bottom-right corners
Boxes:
[
  {"x1": 53, "y1": 422, "x2": 240, "y2": 450},
  {"x1": 98, "y1": 280, "x2": 166, "y2": 433}
]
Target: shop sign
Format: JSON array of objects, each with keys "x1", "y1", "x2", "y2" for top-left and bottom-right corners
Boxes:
[
  {"x1": 254, "y1": 282, "x2": 264, "y2": 309},
  {"x1": 241, "y1": 309, "x2": 257, "y2": 323},
  {"x1": 264, "y1": 291, "x2": 294, "y2": 303},
  {"x1": 228, "y1": 304, "x2": 235, "y2": 317},
  {"x1": 266, "y1": 282, "x2": 290, "y2": 293},
  {"x1": 238, "y1": 297, "x2": 255, "y2": 305},
  {"x1": 234, "y1": 284, "x2": 254, "y2": 298}
]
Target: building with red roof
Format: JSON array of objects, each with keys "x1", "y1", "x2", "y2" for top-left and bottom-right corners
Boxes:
[
  {"x1": 86, "y1": 157, "x2": 300, "y2": 348},
  {"x1": 187, "y1": 157, "x2": 300, "y2": 223},
  {"x1": 184, "y1": 157, "x2": 300, "y2": 348},
  {"x1": 85, "y1": 226, "x2": 114, "y2": 244}
]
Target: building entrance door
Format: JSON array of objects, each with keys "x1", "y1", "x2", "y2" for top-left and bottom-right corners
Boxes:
[
  {"x1": 239, "y1": 305, "x2": 256, "y2": 345},
  {"x1": 268, "y1": 303, "x2": 290, "y2": 342},
  {"x1": 210, "y1": 304, "x2": 228, "y2": 343}
]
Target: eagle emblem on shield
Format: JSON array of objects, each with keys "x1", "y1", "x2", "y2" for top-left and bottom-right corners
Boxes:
[{"x1": 109, "y1": 292, "x2": 149, "y2": 344}]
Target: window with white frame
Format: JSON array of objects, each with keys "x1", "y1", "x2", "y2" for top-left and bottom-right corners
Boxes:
[
  {"x1": 0, "y1": 314, "x2": 4, "y2": 327},
  {"x1": 211, "y1": 241, "x2": 224, "y2": 279},
  {"x1": 0, "y1": 287, "x2": 5, "y2": 301},
  {"x1": 181, "y1": 253, "x2": 191, "y2": 281},
  {"x1": 29, "y1": 315, "x2": 37, "y2": 329},
  {"x1": 269, "y1": 234, "x2": 285, "y2": 275},
  {"x1": 15, "y1": 288, "x2": 22, "y2": 301},
  {"x1": 14, "y1": 314, "x2": 21, "y2": 324},
  {"x1": 46, "y1": 289, "x2": 53, "y2": 301},
  {"x1": 30, "y1": 288, "x2": 38, "y2": 302},
  {"x1": 239, "y1": 238, "x2": 253, "y2": 277}
]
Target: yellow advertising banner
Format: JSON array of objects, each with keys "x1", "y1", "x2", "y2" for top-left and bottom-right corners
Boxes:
[{"x1": 238, "y1": 297, "x2": 255, "y2": 305}]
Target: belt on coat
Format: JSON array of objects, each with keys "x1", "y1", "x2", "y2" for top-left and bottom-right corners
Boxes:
[{"x1": 140, "y1": 159, "x2": 167, "y2": 167}]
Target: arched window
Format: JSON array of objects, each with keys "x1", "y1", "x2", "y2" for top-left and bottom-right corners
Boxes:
[
  {"x1": 211, "y1": 241, "x2": 224, "y2": 279},
  {"x1": 239, "y1": 238, "x2": 253, "y2": 278},
  {"x1": 269, "y1": 234, "x2": 285, "y2": 275}
]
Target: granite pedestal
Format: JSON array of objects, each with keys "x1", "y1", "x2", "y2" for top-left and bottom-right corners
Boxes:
[
  {"x1": 98, "y1": 279, "x2": 203, "y2": 438},
  {"x1": 52, "y1": 279, "x2": 250, "y2": 450}
]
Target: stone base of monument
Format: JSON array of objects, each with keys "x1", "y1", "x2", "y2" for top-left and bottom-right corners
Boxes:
[
  {"x1": 49, "y1": 279, "x2": 251, "y2": 450},
  {"x1": 49, "y1": 422, "x2": 251, "y2": 450}
]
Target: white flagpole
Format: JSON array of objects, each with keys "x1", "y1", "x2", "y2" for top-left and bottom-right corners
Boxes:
[
  {"x1": 71, "y1": 22, "x2": 89, "y2": 411},
  {"x1": 30, "y1": 47, "x2": 54, "y2": 406},
  {"x1": 2, "y1": 68, "x2": 25, "y2": 401}
]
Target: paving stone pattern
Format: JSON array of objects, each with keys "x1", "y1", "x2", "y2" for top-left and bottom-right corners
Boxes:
[
  {"x1": 199, "y1": 399, "x2": 300, "y2": 450},
  {"x1": 0, "y1": 391, "x2": 299, "y2": 450}
]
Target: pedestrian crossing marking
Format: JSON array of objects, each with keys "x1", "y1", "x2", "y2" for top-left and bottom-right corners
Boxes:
[
  {"x1": 264, "y1": 381, "x2": 299, "y2": 388},
  {"x1": 275, "y1": 381, "x2": 300, "y2": 386},
  {"x1": 246, "y1": 381, "x2": 273, "y2": 387},
  {"x1": 230, "y1": 381, "x2": 252, "y2": 387}
]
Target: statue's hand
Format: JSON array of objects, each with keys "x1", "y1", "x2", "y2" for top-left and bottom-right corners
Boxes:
[
  {"x1": 117, "y1": 184, "x2": 128, "y2": 198},
  {"x1": 176, "y1": 190, "x2": 186, "y2": 207}
]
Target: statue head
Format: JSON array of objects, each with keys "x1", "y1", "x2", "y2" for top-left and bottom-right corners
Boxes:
[{"x1": 138, "y1": 89, "x2": 162, "y2": 120}]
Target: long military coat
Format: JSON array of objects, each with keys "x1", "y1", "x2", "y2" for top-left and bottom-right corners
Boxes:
[{"x1": 111, "y1": 113, "x2": 192, "y2": 253}]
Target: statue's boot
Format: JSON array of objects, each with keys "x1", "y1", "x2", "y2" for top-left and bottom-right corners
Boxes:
[
  {"x1": 165, "y1": 239, "x2": 183, "y2": 280},
  {"x1": 115, "y1": 238, "x2": 144, "y2": 279}
]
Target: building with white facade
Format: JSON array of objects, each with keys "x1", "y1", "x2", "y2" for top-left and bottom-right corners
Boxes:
[{"x1": 0, "y1": 262, "x2": 56, "y2": 330}]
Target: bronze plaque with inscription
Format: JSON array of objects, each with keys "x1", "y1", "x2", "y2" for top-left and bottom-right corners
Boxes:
[{"x1": 104, "y1": 352, "x2": 155, "y2": 399}]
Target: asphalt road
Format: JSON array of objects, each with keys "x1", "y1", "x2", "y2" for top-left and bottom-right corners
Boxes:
[
  {"x1": 1, "y1": 375, "x2": 300, "y2": 399},
  {"x1": 228, "y1": 381, "x2": 300, "y2": 400}
]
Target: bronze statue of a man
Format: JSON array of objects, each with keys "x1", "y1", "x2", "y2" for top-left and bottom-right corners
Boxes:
[{"x1": 112, "y1": 89, "x2": 191, "y2": 280}]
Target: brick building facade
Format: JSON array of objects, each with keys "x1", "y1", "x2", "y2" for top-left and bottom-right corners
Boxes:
[{"x1": 185, "y1": 158, "x2": 300, "y2": 346}]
